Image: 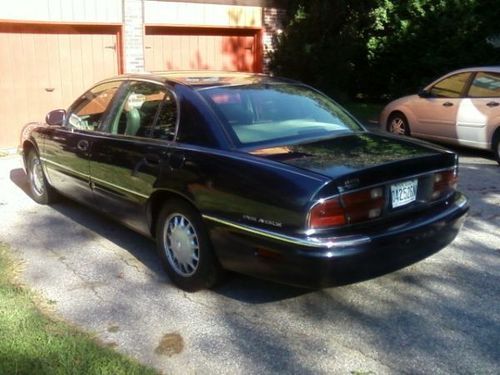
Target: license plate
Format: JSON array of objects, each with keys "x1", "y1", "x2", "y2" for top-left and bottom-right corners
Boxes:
[{"x1": 391, "y1": 179, "x2": 418, "y2": 208}]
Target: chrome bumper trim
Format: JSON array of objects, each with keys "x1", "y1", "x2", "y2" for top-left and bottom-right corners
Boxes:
[{"x1": 202, "y1": 215, "x2": 371, "y2": 249}]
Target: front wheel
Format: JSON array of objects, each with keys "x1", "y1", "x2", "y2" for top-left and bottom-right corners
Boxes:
[
  {"x1": 156, "y1": 200, "x2": 223, "y2": 291},
  {"x1": 27, "y1": 150, "x2": 57, "y2": 204},
  {"x1": 388, "y1": 112, "x2": 410, "y2": 136}
]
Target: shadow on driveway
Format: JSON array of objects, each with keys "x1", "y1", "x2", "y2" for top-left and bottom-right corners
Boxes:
[{"x1": 9, "y1": 167, "x2": 308, "y2": 303}]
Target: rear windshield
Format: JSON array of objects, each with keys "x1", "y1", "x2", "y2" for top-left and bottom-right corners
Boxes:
[{"x1": 199, "y1": 83, "x2": 362, "y2": 147}]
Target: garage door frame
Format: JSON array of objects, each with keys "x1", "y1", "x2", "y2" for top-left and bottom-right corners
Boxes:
[{"x1": 145, "y1": 25, "x2": 263, "y2": 73}]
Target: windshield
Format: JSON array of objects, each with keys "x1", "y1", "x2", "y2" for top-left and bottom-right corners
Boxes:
[{"x1": 199, "y1": 83, "x2": 363, "y2": 147}]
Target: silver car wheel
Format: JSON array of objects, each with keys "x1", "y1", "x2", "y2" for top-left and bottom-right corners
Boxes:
[
  {"x1": 390, "y1": 117, "x2": 407, "y2": 135},
  {"x1": 163, "y1": 213, "x2": 200, "y2": 277},
  {"x1": 31, "y1": 157, "x2": 45, "y2": 197}
]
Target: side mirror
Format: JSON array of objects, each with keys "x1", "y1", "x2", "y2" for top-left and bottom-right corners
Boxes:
[
  {"x1": 418, "y1": 89, "x2": 432, "y2": 98},
  {"x1": 45, "y1": 109, "x2": 66, "y2": 126}
]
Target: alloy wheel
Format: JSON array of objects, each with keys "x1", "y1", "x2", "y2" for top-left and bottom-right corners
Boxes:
[{"x1": 390, "y1": 117, "x2": 407, "y2": 135}]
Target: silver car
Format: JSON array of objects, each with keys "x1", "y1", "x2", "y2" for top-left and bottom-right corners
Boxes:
[{"x1": 380, "y1": 66, "x2": 500, "y2": 164}]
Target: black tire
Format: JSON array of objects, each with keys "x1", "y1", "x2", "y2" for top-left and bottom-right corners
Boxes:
[
  {"x1": 493, "y1": 133, "x2": 500, "y2": 165},
  {"x1": 155, "y1": 199, "x2": 223, "y2": 292},
  {"x1": 387, "y1": 112, "x2": 410, "y2": 136},
  {"x1": 27, "y1": 149, "x2": 57, "y2": 204}
]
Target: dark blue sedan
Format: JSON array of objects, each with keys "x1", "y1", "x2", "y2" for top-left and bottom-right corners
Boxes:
[{"x1": 21, "y1": 72, "x2": 469, "y2": 291}]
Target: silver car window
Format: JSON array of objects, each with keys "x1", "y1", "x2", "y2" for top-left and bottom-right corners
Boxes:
[
  {"x1": 430, "y1": 73, "x2": 470, "y2": 98},
  {"x1": 468, "y1": 72, "x2": 500, "y2": 98}
]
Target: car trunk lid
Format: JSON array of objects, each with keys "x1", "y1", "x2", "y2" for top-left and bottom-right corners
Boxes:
[
  {"x1": 249, "y1": 132, "x2": 456, "y2": 191},
  {"x1": 249, "y1": 132, "x2": 458, "y2": 229}
]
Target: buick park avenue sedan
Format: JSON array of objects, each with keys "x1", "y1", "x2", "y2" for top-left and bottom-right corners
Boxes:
[
  {"x1": 380, "y1": 66, "x2": 500, "y2": 164},
  {"x1": 22, "y1": 72, "x2": 469, "y2": 291}
]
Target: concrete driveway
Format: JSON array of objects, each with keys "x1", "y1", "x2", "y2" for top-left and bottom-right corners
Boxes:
[{"x1": 0, "y1": 148, "x2": 499, "y2": 374}]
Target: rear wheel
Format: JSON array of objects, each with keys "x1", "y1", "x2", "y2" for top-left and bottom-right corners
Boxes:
[
  {"x1": 27, "y1": 150, "x2": 57, "y2": 204},
  {"x1": 388, "y1": 112, "x2": 410, "y2": 136},
  {"x1": 493, "y1": 133, "x2": 500, "y2": 165},
  {"x1": 156, "y1": 199, "x2": 223, "y2": 291}
]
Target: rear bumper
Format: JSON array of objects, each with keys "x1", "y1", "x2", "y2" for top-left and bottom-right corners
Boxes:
[{"x1": 205, "y1": 193, "x2": 469, "y2": 288}]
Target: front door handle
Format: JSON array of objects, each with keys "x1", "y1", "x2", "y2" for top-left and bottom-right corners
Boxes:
[
  {"x1": 486, "y1": 101, "x2": 499, "y2": 107},
  {"x1": 443, "y1": 102, "x2": 454, "y2": 107}
]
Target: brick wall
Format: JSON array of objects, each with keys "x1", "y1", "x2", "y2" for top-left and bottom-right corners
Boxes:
[
  {"x1": 121, "y1": 1, "x2": 287, "y2": 74},
  {"x1": 123, "y1": 0, "x2": 146, "y2": 73},
  {"x1": 262, "y1": 7, "x2": 286, "y2": 73}
]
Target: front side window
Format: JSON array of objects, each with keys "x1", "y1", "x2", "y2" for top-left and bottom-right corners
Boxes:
[
  {"x1": 430, "y1": 73, "x2": 470, "y2": 98},
  {"x1": 109, "y1": 81, "x2": 171, "y2": 138},
  {"x1": 468, "y1": 72, "x2": 500, "y2": 98},
  {"x1": 66, "y1": 81, "x2": 121, "y2": 131},
  {"x1": 199, "y1": 83, "x2": 362, "y2": 147}
]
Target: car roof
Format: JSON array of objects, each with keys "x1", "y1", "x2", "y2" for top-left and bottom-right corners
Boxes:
[
  {"x1": 101, "y1": 71, "x2": 298, "y2": 90},
  {"x1": 448, "y1": 66, "x2": 500, "y2": 74}
]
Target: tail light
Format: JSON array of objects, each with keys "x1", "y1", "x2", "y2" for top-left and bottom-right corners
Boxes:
[
  {"x1": 308, "y1": 198, "x2": 346, "y2": 229},
  {"x1": 432, "y1": 168, "x2": 458, "y2": 200},
  {"x1": 308, "y1": 187, "x2": 385, "y2": 229}
]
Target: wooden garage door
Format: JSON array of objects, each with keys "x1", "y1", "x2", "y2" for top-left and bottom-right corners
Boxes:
[
  {"x1": 0, "y1": 24, "x2": 120, "y2": 148},
  {"x1": 145, "y1": 27, "x2": 261, "y2": 73}
]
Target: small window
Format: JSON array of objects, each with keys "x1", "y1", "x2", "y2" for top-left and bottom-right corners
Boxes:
[
  {"x1": 110, "y1": 82, "x2": 168, "y2": 137},
  {"x1": 67, "y1": 81, "x2": 121, "y2": 131},
  {"x1": 430, "y1": 73, "x2": 470, "y2": 98},
  {"x1": 468, "y1": 72, "x2": 500, "y2": 98},
  {"x1": 176, "y1": 98, "x2": 216, "y2": 147}
]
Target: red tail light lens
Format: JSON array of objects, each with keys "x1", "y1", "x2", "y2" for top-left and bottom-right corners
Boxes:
[
  {"x1": 342, "y1": 187, "x2": 385, "y2": 224},
  {"x1": 308, "y1": 198, "x2": 346, "y2": 229},
  {"x1": 308, "y1": 187, "x2": 385, "y2": 229},
  {"x1": 432, "y1": 169, "x2": 458, "y2": 200}
]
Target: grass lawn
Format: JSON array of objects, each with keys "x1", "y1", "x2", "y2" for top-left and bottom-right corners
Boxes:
[
  {"x1": 0, "y1": 243, "x2": 157, "y2": 375},
  {"x1": 342, "y1": 102, "x2": 385, "y2": 125}
]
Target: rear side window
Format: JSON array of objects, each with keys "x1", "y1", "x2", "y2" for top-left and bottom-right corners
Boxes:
[
  {"x1": 468, "y1": 72, "x2": 500, "y2": 98},
  {"x1": 109, "y1": 81, "x2": 168, "y2": 137},
  {"x1": 430, "y1": 73, "x2": 470, "y2": 98},
  {"x1": 151, "y1": 91, "x2": 177, "y2": 141}
]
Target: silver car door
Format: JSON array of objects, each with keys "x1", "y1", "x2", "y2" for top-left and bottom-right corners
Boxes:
[{"x1": 457, "y1": 71, "x2": 500, "y2": 149}]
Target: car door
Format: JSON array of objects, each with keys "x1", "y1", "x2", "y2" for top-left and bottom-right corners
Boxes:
[
  {"x1": 411, "y1": 72, "x2": 471, "y2": 143},
  {"x1": 456, "y1": 71, "x2": 500, "y2": 149},
  {"x1": 42, "y1": 81, "x2": 123, "y2": 204},
  {"x1": 89, "y1": 80, "x2": 178, "y2": 235}
]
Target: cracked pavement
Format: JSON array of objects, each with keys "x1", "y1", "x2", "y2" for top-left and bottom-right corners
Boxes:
[{"x1": 0, "y1": 147, "x2": 499, "y2": 374}]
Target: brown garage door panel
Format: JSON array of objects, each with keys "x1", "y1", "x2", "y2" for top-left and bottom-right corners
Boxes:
[
  {"x1": 0, "y1": 23, "x2": 121, "y2": 149},
  {"x1": 145, "y1": 26, "x2": 262, "y2": 73}
]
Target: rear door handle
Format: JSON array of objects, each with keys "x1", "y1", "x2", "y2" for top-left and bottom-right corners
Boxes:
[
  {"x1": 486, "y1": 101, "x2": 499, "y2": 107},
  {"x1": 144, "y1": 153, "x2": 161, "y2": 166},
  {"x1": 443, "y1": 102, "x2": 454, "y2": 107},
  {"x1": 77, "y1": 140, "x2": 89, "y2": 152},
  {"x1": 169, "y1": 152, "x2": 186, "y2": 170}
]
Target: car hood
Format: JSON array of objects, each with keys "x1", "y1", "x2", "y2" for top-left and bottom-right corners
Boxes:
[
  {"x1": 385, "y1": 94, "x2": 418, "y2": 109},
  {"x1": 249, "y1": 132, "x2": 449, "y2": 179}
]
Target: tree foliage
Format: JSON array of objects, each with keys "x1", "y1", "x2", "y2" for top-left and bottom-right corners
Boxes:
[{"x1": 269, "y1": 0, "x2": 500, "y2": 100}]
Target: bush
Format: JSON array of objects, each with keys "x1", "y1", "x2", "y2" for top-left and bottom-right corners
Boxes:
[{"x1": 270, "y1": 0, "x2": 500, "y2": 100}]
